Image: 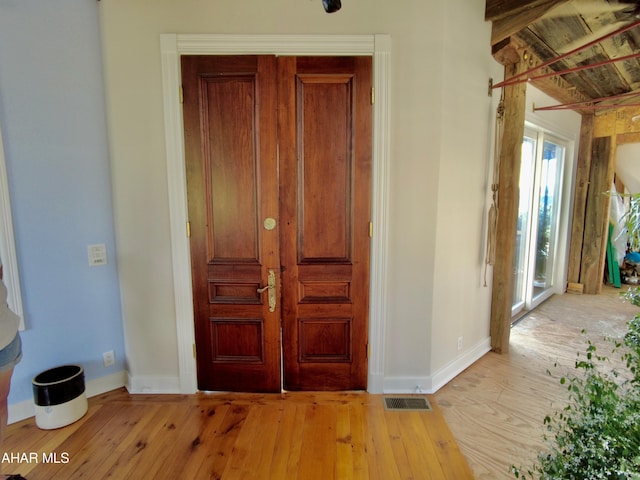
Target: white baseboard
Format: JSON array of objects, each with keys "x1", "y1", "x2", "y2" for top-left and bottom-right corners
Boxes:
[
  {"x1": 8, "y1": 341, "x2": 492, "y2": 423},
  {"x1": 367, "y1": 372, "x2": 385, "y2": 394},
  {"x1": 8, "y1": 370, "x2": 127, "y2": 425},
  {"x1": 125, "y1": 372, "x2": 181, "y2": 394},
  {"x1": 430, "y1": 337, "x2": 491, "y2": 392},
  {"x1": 382, "y1": 376, "x2": 433, "y2": 394},
  {"x1": 382, "y1": 337, "x2": 491, "y2": 394},
  {"x1": 85, "y1": 370, "x2": 127, "y2": 397}
]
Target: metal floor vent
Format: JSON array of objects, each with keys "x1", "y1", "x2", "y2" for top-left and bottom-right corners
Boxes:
[{"x1": 383, "y1": 396, "x2": 432, "y2": 412}]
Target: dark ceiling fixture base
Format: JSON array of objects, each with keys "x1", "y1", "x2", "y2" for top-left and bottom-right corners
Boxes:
[{"x1": 322, "y1": 0, "x2": 341, "y2": 13}]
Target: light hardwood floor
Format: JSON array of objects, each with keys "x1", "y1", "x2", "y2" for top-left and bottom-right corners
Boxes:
[
  {"x1": 3, "y1": 287, "x2": 632, "y2": 479},
  {"x1": 2, "y1": 390, "x2": 472, "y2": 479},
  {"x1": 434, "y1": 286, "x2": 639, "y2": 479}
]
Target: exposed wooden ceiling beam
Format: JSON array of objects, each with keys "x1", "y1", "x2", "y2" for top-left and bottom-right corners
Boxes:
[
  {"x1": 487, "y1": 0, "x2": 568, "y2": 45},
  {"x1": 492, "y1": 36, "x2": 591, "y2": 113},
  {"x1": 485, "y1": 0, "x2": 566, "y2": 21}
]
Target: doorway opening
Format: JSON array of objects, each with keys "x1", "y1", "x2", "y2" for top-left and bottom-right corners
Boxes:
[
  {"x1": 512, "y1": 126, "x2": 570, "y2": 322},
  {"x1": 160, "y1": 34, "x2": 391, "y2": 394}
]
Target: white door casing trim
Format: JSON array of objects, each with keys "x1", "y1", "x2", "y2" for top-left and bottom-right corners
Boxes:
[{"x1": 159, "y1": 33, "x2": 391, "y2": 393}]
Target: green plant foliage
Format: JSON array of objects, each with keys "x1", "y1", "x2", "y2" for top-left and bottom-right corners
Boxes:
[
  {"x1": 625, "y1": 195, "x2": 640, "y2": 253},
  {"x1": 512, "y1": 193, "x2": 640, "y2": 479},
  {"x1": 512, "y1": 288, "x2": 640, "y2": 479}
]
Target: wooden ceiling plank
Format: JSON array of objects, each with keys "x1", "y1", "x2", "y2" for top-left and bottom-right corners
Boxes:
[
  {"x1": 488, "y1": 0, "x2": 640, "y2": 104},
  {"x1": 596, "y1": 30, "x2": 640, "y2": 90},
  {"x1": 485, "y1": 0, "x2": 567, "y2": 22},
  {"x1": 511, "y1": 19, "x2": 640, "y2": 99},
  {"x1": 489, "y1": 0, "x2": 568, "y2": 45},
  {"x1": 514, "y1": 28, "x2": 623, "y2": 99},
  {"x1": 491, "y1": 3, "x2": 640, "y2": 97}
]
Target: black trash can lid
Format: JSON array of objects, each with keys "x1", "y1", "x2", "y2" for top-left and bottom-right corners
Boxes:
[{"x1": 33, "y1": 365, "x2": 83, "y2": 386}]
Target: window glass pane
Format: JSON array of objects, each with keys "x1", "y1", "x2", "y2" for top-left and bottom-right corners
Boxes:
[
  {"x1": 513, "y1": 136, "x2": 536, "y2": 310},
  {"x1": 532, "y1": 140, "x2": 563, "y2": 298},
  {"x1": 513, "y1": 130, "x2": 566, "y2": 321}
]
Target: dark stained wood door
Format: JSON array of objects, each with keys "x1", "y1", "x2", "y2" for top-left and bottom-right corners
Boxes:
[
  {"x1": 182, "y1": 55, "x2": 371, "y2": 392},
  {"x1": 182, "y1": 55, "x2": 281, "y2": 392},
  {"x1": 278, "y1": 57, "x2": 372, "y2": 390}
]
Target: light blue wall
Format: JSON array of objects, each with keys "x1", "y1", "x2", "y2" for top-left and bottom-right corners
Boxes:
[{"x1": 0, "y1": 0, "x2": 125, "y2": 404}]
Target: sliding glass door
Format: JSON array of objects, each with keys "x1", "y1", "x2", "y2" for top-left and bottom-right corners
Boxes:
[{"x1": 512, "y1": 127, "x2": 567, "y2": 320}]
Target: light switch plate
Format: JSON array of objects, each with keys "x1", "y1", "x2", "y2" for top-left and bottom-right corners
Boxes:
[{"x1": 88, "y1": 244, "x2": 107, "y2": 266}]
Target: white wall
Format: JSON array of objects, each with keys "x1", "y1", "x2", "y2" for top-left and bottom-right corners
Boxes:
[
  {"x1": 99, "y1": 0, "x2": 501, "y2": 393},
  {"x1": 429, "y1": 0, "x2": 503, "y2": 389},
  {"x1": 617, "y1": 144, "x2": 640, "y2": 194}
]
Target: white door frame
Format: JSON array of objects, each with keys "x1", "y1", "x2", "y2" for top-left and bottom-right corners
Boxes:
[{"x1": 159, "y1": 33, "x2": 391, "y2": 393}]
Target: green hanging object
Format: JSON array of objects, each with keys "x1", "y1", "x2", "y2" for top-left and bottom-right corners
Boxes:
[{"x1": 607, "y1": 223, "x2": 622, "y2": 288}]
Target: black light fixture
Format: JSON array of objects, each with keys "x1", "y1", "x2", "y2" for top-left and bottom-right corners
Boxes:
[{"x1": 322, "y1": 0, "x2": 341, "y2": 13}]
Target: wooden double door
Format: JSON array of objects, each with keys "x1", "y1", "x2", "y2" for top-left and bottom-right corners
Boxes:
[{"x1": 181, "y1": 55, "x2": 372, "y2": 392}]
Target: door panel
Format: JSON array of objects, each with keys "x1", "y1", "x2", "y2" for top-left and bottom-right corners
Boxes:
[
  {"x1": 182, "y1": 55, "x2": 371, "y2": 392},
  {"x1": 182, "y1": 55, "x2": 281, "y2": 392},
  {"x1": 278, "y1": 57, "x2": 372, "y2": 390}
]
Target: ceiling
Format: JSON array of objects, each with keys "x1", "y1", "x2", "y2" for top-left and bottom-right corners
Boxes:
[{"x1": 486, "y1": 0, "x2": 640, "y2": 111}]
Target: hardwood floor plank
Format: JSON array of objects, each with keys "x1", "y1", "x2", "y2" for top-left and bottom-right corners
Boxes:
[
  {"x1": 363, "y1": 400, "x2": 402, "y2": 480},
  {"x1": 348, "y1": 400, "x2": 371, "y2": 480},
  {"x1": 246, "y1": 403, "x2": 283, "y2": 479},
  {"x1": 4, "y1": 391, "x2": 471, "y2": 479},
  {"x1": 120, "y1": 402, "x2": 194, "y2": 480},
  {"x1": 221, "y1": 402, "x2": 280, "y2": 479},
  {"x1": 298, "y1": 404, "x2": 337, "y2": 479},
  {"x1": 402, "y1": 411, "x2": 450, "y2": 480},
  {"x1": 28, "y1": 403, "x2": 129, "y2": 480},
  {"x1": 154, "y1": 402, "x2": 226, "y2": 479},
  {"x1": 384, "y1": 410, "x2": 419, "y2": 479},
  {"x1": 195, "y1": 403, "x2": 250, "y2": 479},
  {"x1": 267, "y1": 402, "x2": 303, "y2": 478},
  {"x1": 96, "y1": 403, "x2": 165, "y2": 477},
  {"x1": 1, "y1": 403, "x2": 102, "y2": 478},
  {"x1": 103, "y1": 402, "x2": 181, "y2": 479},
  {"x1": 335, "y1": 404, "x2": 354, "y2": 480},
  {"x1": 58, "y1": 403, "x2": 151, "y2": 479},
  {"x1": 179, "y1": 403, "x2": 232, "y2": 479},
  {"x1": 420, "y1": 402, "x2": 474, "y2": 480}
]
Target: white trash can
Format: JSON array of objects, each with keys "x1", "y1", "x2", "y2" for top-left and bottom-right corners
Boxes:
[{"x1": 32, "y1": 365, "x2": 87, "y2": 430}]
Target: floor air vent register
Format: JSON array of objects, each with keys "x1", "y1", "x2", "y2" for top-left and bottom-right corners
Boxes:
[{"x1": 383, "y1": 396, "x2": 432, "y2": 411}]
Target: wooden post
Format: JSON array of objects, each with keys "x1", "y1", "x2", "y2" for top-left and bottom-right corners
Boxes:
[
  {"x1": 580, "y1": 136, "x2": 615, "y2": 294},
  {"x1": 566, "y1": 114, "x2": 593, "y2": 293},
  {"x1": 490, "y1": 61, "x2": 527, "y2": 354}
]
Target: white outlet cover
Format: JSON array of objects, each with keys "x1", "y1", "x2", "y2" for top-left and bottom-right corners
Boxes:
[{"x1": 103, "y1": 350, "x2": 115, "y2": 367}]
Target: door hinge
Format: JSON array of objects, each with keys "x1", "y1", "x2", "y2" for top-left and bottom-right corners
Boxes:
[
  {"x1": 366, "y1": 343, "x2": 370, "y2": 359},
  {"x1": 186, "y1": 221, "x2": 191, "y2": 238},
  {"x1": 371, "y1": 87, "x2": 375, "y2": 105},
  {"x1": 193, "y1": 343, "x2": 196, "y2": 358},
  {"x1": 369, "y1": 222, "x2": 373, "y2": 238},
  {"x1": 179, "y1": 86, "x2": 184, "y2": 104}
]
